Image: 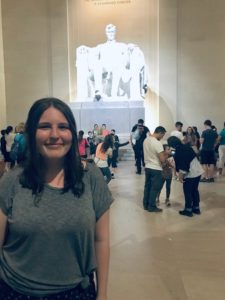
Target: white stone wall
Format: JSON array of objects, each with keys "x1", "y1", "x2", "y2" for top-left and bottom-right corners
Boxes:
[{"x1": 0, "y1": 0, "x2": 6, "y2": 129}]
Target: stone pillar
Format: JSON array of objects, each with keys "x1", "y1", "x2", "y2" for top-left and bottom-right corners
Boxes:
[{"x1": 0, "y1": 0, "x2": 6, "y2": 129}]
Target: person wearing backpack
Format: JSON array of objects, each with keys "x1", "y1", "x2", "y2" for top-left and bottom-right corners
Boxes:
[
  {"x1": 0, "y1": 130, "x2": 7, "y2": 177},
  {"x1": 10, "y1": 122, "x2": 26, "y2": 165},
  {"x1": 130, "y1": 119, "x2": 150, "y2": 174},
  {"x1": 5, "y1": 126, "x2": 16, "y2": 170}
]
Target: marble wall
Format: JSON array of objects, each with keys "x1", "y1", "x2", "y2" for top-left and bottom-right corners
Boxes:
[
  {"x1": 0, "y1": 0, "x2": 6, "y2": 130},
  {"x1": 0, "y1": 0, "x2": 69, "y2": 127},
  {"x1": 158, "y1": 0, "x2": 225, "y2": 133}
]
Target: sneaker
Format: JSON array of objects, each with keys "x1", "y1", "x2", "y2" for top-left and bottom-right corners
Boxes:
[
  {"x1": 111, "y1": 173, "x2": 115, "y2": 179},
  {"x1": 192, "y1": 208, "x2": 201, "y2": 215},
  {"x1": 165, "y1": 199, "x2": 171, "y2": 206},
  {"x1": 148, "y1": 207, "x2": 163, "y2": 213},
  {"x1": 179, "y1": 210, "x2": 193, "y2": 217},
  {"x1": 200, "y1": 178, "x2": 208, "y2": 182},
  {"x1": 136, "y1": 171, "x2": 141, "y2": 175},
  {"x1": 208, "y1": 178, "x2": 214, "y2": 182}
]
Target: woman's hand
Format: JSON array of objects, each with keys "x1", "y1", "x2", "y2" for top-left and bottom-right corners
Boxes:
[{"x1": 178, "y1": 172, "x2": 185, "y2": 183}]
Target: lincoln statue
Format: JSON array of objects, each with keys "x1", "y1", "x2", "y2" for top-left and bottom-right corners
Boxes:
[{"x1": 76, "y1": 24, "x2": 148, "y2": 101}]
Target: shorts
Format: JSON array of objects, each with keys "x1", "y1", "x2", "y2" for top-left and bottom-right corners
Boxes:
[{"x1": 200, "y1": 150, "x2": 215, "y2": 165}]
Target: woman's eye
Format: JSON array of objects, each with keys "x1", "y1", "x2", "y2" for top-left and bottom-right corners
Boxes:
[
  {"x1": 58, "y1": 124, "x2": 70, "y2": 130},
  {"x1": 37, "y1": 124, "x2": 51, "y2": 129}
]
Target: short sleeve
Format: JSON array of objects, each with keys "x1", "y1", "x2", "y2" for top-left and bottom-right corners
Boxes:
[
  {"x1": 87, "y1": 162, "x2": 114, "y2": 221},
  {"x1": 156, "y1": 141, "x2": 164, "y2": 154},
  {"x1": 0, "y1": 170, "x2": 18, "y2": 216},
  {"x1": 131, "y1": 125, "x2": 137, "y2": 132}
]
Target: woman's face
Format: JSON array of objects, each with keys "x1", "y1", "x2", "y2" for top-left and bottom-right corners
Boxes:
[
  {"x1": 36, "y1": 107, "x2": 72, "y2": 162},
  {"x1": 187, "y1": 127, "x2": 192, "y2": 134}
]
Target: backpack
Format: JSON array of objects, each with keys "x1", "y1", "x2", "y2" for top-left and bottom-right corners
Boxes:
[
  {"x1": 132, "y1": 128, "x2": 141, "y2": 141},
  {"x1": 10, "y1": 134, "x2": 25, "y2": 161}
]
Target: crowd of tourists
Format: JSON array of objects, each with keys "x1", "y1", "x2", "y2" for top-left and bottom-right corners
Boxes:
[{"x1": 131, "y1": 119, "x2": 225, "y2": 217}]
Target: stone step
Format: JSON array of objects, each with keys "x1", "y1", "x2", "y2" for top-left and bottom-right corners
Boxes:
[{"x1": 118, "y1": 148, "x2": 134, "y2": 161}]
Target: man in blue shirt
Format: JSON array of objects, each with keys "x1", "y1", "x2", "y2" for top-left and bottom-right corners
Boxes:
[{"x1": 200, "y1": 120, "x2": 218, "y2": 182}]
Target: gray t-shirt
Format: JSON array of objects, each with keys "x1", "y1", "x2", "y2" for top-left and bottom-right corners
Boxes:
[{"x1": 0, "y1": 162, "x2": 113, "y2": 296}]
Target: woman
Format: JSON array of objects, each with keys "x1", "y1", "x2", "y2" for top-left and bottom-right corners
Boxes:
[
  {"x1": 78, "y1": 130, "x2": 89, "y2": 158},
  {"x1": 193, "y1": 126, "x2": 200, "y2": 150},
  {"x1": 92, "y1": 124, "x2": 101, "y2": 138},
  {"x1": 94, "y1": 135, "x2": 113, "y2": 184},
  {"x1": 185, "y1": 126, "x2": 198, "y2": 154},
  {"x1": 167, "y1": 136, "x2": 203, "y2": 217},
  {"x1": 0, "y1": 97, "x2": 113, "y2": 300}
]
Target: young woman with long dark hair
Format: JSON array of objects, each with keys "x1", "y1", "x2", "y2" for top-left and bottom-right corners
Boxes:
[{"x1": 0, "y1": 97, "x2": 113, "y2": 300}]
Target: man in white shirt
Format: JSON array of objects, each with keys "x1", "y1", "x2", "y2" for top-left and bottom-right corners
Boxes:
[
  {"x1": 143, "y1": 126, "x2": 166, "y2": 212},
  {"x1": 170, "y1": 121, "x2": 184, "y2": 141}
]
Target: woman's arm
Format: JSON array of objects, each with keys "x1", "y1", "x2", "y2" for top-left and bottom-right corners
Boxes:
[
  {"x1": 0, "y1": 209, "x2": 7, "y2": 248},
  {"x1": 106, "y1": 148, "x2": 113, "y2": 158},
  {"x1": 95, "y1": 210, "x2": 110, "y2": 300}
]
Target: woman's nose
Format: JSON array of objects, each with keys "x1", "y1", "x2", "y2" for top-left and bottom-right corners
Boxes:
[{"x1": 49, "y1": 126, "x2": 59, "y2": 138}]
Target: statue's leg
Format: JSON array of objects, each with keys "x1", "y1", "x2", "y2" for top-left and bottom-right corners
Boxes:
[
  {"x1": 93, "y1": 65, "x2": 104, "y2": 100},
  {"x1": 77, "y1": 66, "x2": 88, "y2": 99},
  {"x1": 130, "y1": 73, "x2": 141, "y2": 99},
  {"x1": 111, "y1": 69, "x2": 121, "y2": 97}
]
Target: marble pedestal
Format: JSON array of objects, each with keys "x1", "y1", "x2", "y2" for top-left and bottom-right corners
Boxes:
[{"x1": 69, "y1": 100, "x2": 145, "y2": 134}]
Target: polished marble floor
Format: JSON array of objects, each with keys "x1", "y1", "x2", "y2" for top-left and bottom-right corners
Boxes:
[{"x1": 108, "y1": 161, "x2": 225, "y2": 300}]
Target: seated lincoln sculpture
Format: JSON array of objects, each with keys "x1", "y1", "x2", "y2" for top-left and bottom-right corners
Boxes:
[{"x1": 76, "y1": 24, "x2": 148, "y2": 101}]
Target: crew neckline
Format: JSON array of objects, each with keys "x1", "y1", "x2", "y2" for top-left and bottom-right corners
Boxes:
[{"x1": 45, "y1": 183, "x2": 64, "y2": 191}]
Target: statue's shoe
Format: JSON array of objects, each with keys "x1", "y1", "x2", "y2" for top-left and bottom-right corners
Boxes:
[{"x1": 94, "y1": 91, "x2": 102, "y2": 101}]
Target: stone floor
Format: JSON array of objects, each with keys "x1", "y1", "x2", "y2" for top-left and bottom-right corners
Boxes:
[{"x1": 107, "y1": 161, "x2": 225, "y2": 300}]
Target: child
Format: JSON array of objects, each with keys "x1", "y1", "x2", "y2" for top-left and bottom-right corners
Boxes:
[
  {"x1": 157, "y1": 144, "x2": 173, "y2": 206},
  {"x1": 108, "y1": 129, "x2": 129, "y2": 178},
  {"x1": 87, "y1": 131, "x2": 97, "y2": 158}
]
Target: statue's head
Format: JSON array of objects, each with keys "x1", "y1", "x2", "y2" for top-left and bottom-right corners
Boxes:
[{"x1": 105, "y1": 24, "x2": 116, "y2": 41}]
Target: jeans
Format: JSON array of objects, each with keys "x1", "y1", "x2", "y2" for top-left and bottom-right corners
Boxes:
[
  {"x1": 183, "y1": 176, "x2": 201, "y2": 209},
  {"x1": 99, "y1": 167, "x2": 112, "y2": 184},
  {"x1": 143, "y1": 168, "x2": 162, "y2": 209},
  {"x1": 133, "y1": 143, "x2": 144, "y2": 173}
]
